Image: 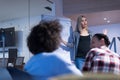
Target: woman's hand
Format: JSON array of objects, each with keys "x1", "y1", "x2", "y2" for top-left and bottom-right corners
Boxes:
[{"x1": 103, "y1": 29, "x2": 108, "y2": 35}]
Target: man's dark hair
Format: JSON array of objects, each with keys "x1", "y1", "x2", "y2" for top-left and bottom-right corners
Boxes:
[
  {"x1": 27, "y1": 20, "x2": 62, "y2": 54},
  {"x1": 93, "y1": 33, "x2": 110, "y2": 46}
]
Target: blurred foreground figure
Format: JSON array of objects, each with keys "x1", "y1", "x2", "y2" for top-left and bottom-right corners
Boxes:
[{"x1": 24, "y1": 20, "x2": 82, "y2": 80}]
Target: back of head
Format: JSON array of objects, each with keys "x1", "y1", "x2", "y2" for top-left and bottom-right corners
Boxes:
[
  {"x1": 27, "y1": 20, "x2": 62, "y2": 55},
  {"x1": 93, "y1": 33, "x2": 110, "y2": 46}
]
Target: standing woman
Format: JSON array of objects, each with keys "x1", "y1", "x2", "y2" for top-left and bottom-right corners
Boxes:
[
  {"x1": 74, "y1": 15, "x2": 92, "y2": 70},
  {"x1": 62, "y1": 15, "x2": 92, "y2": 70}
]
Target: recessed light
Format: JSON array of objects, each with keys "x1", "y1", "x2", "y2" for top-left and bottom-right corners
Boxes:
[
  {"x1": 107, "y1": 20, "x2": 110, "y2": 23},
  {"x1": 104, "y1": 18, "x2": 107, "y2": 20}
]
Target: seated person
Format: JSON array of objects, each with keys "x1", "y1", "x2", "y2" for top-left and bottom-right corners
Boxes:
[
  {"x1": 82, "y1": 33, "x2": 120, "y2": 74},
  {"x1": 24, "y1": 20, "x2": 82, "y2": 80}
]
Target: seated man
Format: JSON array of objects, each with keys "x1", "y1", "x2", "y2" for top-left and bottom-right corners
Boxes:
[
  {"x1": 24, "y1": 20, "x2": 82, "y2": 80},
  {"x1": 82, "y1": 33, "x2": 120, "y2": 74}
]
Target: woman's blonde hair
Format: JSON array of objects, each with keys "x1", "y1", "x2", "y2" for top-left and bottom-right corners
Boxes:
[{"x1": 75, "y1": 15, "x2": 88, "y2": 33}]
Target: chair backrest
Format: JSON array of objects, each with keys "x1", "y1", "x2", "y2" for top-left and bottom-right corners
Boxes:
[
  {"x1": 8, "y1": 48, "x2": 17, "y2": 66},
  {"x1": 8, "y1": 48, "x2": 17, "y2": 60},
  {"x1": 0, "y1": 58, "x2": 8, "y2": 67}
]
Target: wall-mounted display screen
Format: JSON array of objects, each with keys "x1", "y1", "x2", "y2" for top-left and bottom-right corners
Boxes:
[{"x1": 0, "y1": 27, "x2": 15, "y2": 47}]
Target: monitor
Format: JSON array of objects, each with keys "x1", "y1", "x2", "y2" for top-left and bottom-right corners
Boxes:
[{"x1": 0, "y1": 27, "x2": 15, "y2": 47}]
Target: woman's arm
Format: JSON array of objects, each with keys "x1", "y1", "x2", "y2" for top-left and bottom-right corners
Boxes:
[{"x1": 61, "y1": 39, "x2": 73, "y2": 47}]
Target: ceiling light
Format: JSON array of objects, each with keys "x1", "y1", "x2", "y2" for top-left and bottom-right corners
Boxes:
[
  {"x1": 107, "y1": 20, "x2": 110, "y2": 23},
  {"x1": 104, "y1": 18, "x2": 107, "y2": 20}
]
